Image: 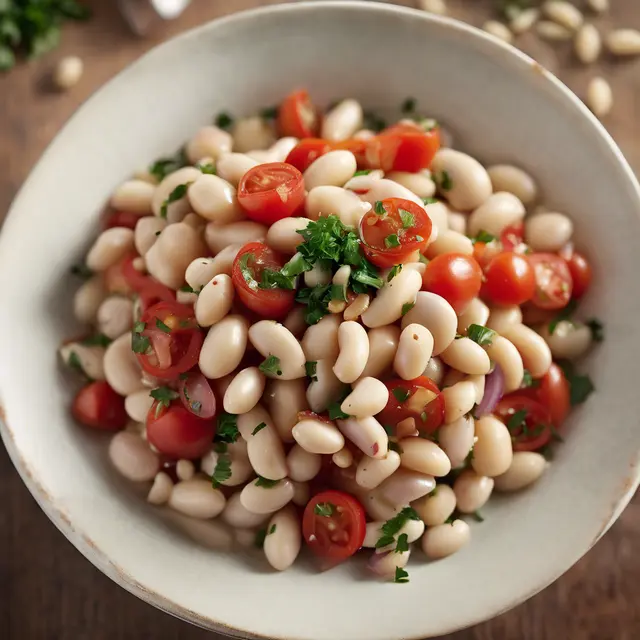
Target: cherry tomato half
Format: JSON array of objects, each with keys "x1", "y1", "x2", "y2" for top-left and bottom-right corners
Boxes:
[
  {"x1": 113, "y1": 253, "x2": 176, "y2": 312},
  {"x1": 483, "y1": 252, "x2": 535, "y2": 306},
  {"x1": 495, "y1": 394, "x2": 553, "y2": 452},
  {"x1": 500, "y1": 223, "x2": 525, "y2": 253},
  {"x1": 302, "y1": 490, "x2": 366, "y2": 563},
  {"x1": 565, "y1": 251, "x2": 592, "y2": 299},
  {"x1": 72, "y1": 381, "x2": 128, "y2": 431},
  {"x1": 232, "y1": 242, "x2": 295, "y2": 319},
  {"x1": 528, "y1": 253, "x2": 573, "y2": 310},
  {"x1": 359, "y1": 198, "x2": 432, "y2": 268},
  {"x1": 135, "y1": 301, "x2": 203, "y2": 380},
  {"x1": 285, "y1": 138, "x2": 332, "y2": 172},
  {"x1": 378, "y1": 376, "x2": 445, "y2": 435},
  {"x1": 146, "y1": 400, "x2": 216, "y2": 459},
  {"x1": 277, "y1": 89, "x2": 319, "y2": 138},
  {"x1": 178, "y1": 372, "x2": 217, "y2": 419},
  {"x1": 237, "y1": 162, "x2": 305, "y2": 225},
  {"x1": 422, "y1": 253, "x2": 483, "y2": 313},
  {"x1": 521, "y1": 363, "x2": 570, "y2": 427}
]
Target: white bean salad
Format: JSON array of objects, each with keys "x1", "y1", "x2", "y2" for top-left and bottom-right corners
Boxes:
[{"x1": 62, "y1": 90, "x2": 600, "y2": 582}]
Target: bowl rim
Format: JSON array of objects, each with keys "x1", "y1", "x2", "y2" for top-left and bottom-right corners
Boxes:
[{"x1": 2, "y1": 1, "x2": 640, "y2": 639}]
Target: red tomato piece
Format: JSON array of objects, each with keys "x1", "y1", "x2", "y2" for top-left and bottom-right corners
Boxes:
[
  {"x1": 483, "y1": 252, "x2": 536, "y2": 306},
  {"x1": 565, "y1": 251, "x2": 592, "y2": 299},
  {"x1": 232, "y1": 242, "x2": 295, "y2": 319},
  {"x1": 495, "y1": 395, "x2": 553, "y2": 452},
  {"x1": 118, "y1": 253, "x2": 176, "y2": 311},
  {"x1": 178, "y1": 372, "x2": 217, "y2": 419},
  {"x1": 500, "y1": 223, "x2": 525, "y2": 253},
  {"x1": 103, "y1": 211, "x2": 140, "y2": 230},
  {"x1": 302, "y1": 490, "x2": 366, "y2": 562},
  {"x1": 285, "y1": 138, "x2": 332, "y2": 173},
  {"x1": 360, "y1": 198, "x2": 432, "y2": 268},
  {"x1": 146, "y1": 401, "x2": 215, "y2": 459},
  {"x1": 72, "y1": 381, "x2": 128, "y2": 431},
  {"x1": 528, "y1": 253, "x2": 573, "y2": 310},
  {"x1": 277, "y1": 89, "x2": 319, "y2": 138},
  {"x1": 135, "y1": 301, "x2": 203, "y2": 380},
  {"x1": 334, "y1": 138, "x2": 368, "y2": 168},
  {"x1": 237, "y1": 162, "x2": 305, "y2": 225},
  {"x1": 521, "y1": 363, "x2": 571, "y2": 427},
  {"x1": 422, "y1": 253, "x2": 483, "y2": 313},
  {"x1": 378, "y1": 376, "x2": 445, "y2": 435}
]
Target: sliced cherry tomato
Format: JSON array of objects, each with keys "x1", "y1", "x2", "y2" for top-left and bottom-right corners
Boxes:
[
  {"x1": 495, "y1": 395, "x2": 553, "y2": 452},
  {"x1": 285, "y1": 138, "x2": 332, "y2": 172},
  {"x1": 146, "y1": 400, "x2": 215, "y2": 459},
  {"x1": 528, "y1": 253, "x2": 573, "y2": 310},
  {"x1": 378, "y1": 376, "x2": 445, "y2": 435},
  {"x1": 500, "y1": 223, "x2": 525, "y2": 252},
  {"x1": 334, "y1": 138, "x2": 368, "y2": 168},
  {"x1": 422, "y1": 253, "x2": 483, "y2": 313},
  {"x1": 104, "y1": 211, "x2": 140, "y2": 230},
  {"x1": 119, "y1": 253, "x2": 176, "y2": 311},
  {"x1": 565, "y1": 251, "x2": 592, "y2": 299},
  {"x1": 135, "y1": 301, "x2": 203, "y2": 380},
  {"x1": 359, "y1": 198, "x2": 432, "y2": 268},
  {"x1": 232, "y1": 242, "x2": 295, "y2": 319},
  {"x1": 277, "y1": 89, "x2": 319, "y2": 138},
  {"x1": 302, "y1": 490, "x2": 366, "y2": 562},
  {"x1": 178, "y1": 372, "x2": 217, "y2": 419},
  {"x1": 237, "y1": 162, "x2": 305, "y2": 225},
  {"x1": 365, "y1": 123, "x2": 440, "y2": 173},
  {"x1": 483, "y1": 252, "x2": 536, "y2": 306},
  {"x1": 72, "y1": 381, "x2": 128, "y2": 431},
  {"x1": 521, "y1": 363, "x2": 570, "y2": 427}
]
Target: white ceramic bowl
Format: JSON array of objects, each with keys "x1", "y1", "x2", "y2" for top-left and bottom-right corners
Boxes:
[{"x1": 2, "y1": 2, "x2": 640, "y2": 639}]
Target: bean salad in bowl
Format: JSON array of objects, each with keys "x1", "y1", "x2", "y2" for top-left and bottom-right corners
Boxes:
[{"x1": 62, "y1": 89, "x2": 599, "y2": 582}]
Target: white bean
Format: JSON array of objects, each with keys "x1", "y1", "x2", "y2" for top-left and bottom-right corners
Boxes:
[
  {"x1": 304, "y1": 150, "x2": 357, "y2": 190},
  {"x1": 321, "y1": 99, "x2": 363, "y2": 141},
  {"x1": 216, "y1": 153, "x2": 260, "y2": 187},
  {"x1": 356, "y1": 451, "x2": 401, "y2": 490},
  {"x1": 266, "y1": 217, "x2": 309, "y2": 254},
  {"x1": 378, "y1": 469, "x2": 436, "y2": 505},
  {"x1": 176, "y1": 459, "x2": 195, "y2": 481},
  {"x1": 291, "y1": 480, "x2": 310, "y2": 507},
  {"x1": 147, "y1": 472, "x2": 173, "y2": 505},
  {"x1": 494, "y1": 452, "x2": 547, "y2": 491},
  {"x1": 333, "y1": 321, "x2": 369, "y2": 383},
  {"x1": 543, "y1": 1, "x2": 583, "y2": 31},
  {"x1": 186, "y1": 125, "x2": 232, "y2": 163},
  {"x1": 394, "y1": 324, "x2": 434, "y2": 380},
  {"x1": 195, "y1": 274, "x2": 234, "y2": 327},
  {"x1": 423, "y1": 356, "x2": 445, "y2": 386},
  {"x1": 199, "y1": 315, "x2": 248, "y2": 379},
  {"x1": 503, "y1": 324, "x2": 552, "y2": 378},
  {"x1": 201, "y1": 448, "x2": 253, "y2": 487},
  {"x1": 207, "y1": 243, "x2": 242, "y2": 277},
  {"x1": 447, "y1": 211, "x2": 466, "y2": 235},
  {"x1": 368, "y1": 547, "x2": 411, "y2": 579},
  {"x1": 205, "y1": 220, "x2": 267, "y2": 255},
  {"x1": 86, "y1": 228, "x2": 135, "y2": 272},
  {"x1": 249, "y1": 321, "x2": 306, "y2": 380},
  {"x1": 54, "y1": 55, "x2": 83, "y2": 89},
  {"x1": 468, "y1": 192, "x2": 525, "y2": 237},
  {"x1": 586, "y1": 77, "x2": 613, "y2": 118},
  {"x1": 303, "y1": 261, "x2": 332, "y2": 287},
  {"x1": 168, "y1": 479, "x2": 226, "y2": 519},
  {"x1": 587, "y1": 0, "x2": 608, "y2": 13},
  {"x1": 245, "y1": 416, "x2": 288, "y2": 481},
  {"x1": 412, "y1": 484, "x2": 456, "y2": 526},
  {"x1": 240, "y1": 478, "x2": 294, "y2": 514},
  {"x1": 426, "y1": 229, "x2": 473, "y2": 258},
  {"x1": 401, "y1": 291, "x2": 457, "y2": 356},
  {"x1": 525, "y1": 212, "x2": 573, "y2": 252},
  {"x1": 185, "y1": 257, "x2": 217, "y2": 291},
  {"x1": 538, "y1": 320, "x2": 593, "y2": 360},
  {"x1": 363, "y1": 518, "x2": 424, "y2": 548},
  {"x1": 487, "y1": 305, "x2": 523, "y2": 333},
  {"x1": 472, "y1": 415, "x2": 513, "y2": 477},
  {"x1": 341, "y1": 377, "x2": 389, "y2": 417},
  {"x1": 187, "y1": 174, "x2": 243, "y2": 224},
  {"x1": 264, "y1": 378, "x2": 308, "y2": 442},
  {"x1": 441, "y1": 338, "x2": 491, "y2": 375},
  {"x1": 125, "y1": 389, "x2": 153, "y2": 423},
  {"x1": 232, "y1": 116, "x2": 276, "y2": 152},
  {"x1": 151, "y1": 167, "x2": 201, "y2": 219},
  {"x1": 399, "y1": 438, "x2": 451, "y2": 477},
  {"x1": 264, "y1": 506, "x2": 301, "y2": 571},
  {"x1": 74, "y1": 276, "x2": 107, "y2": 324},
  {"x1": 283, "y1": 306, "x2": 307, "y2": 339},
  {"x1": 511, "y1": 7, "x2": 540, "y2": 34},
  {"x1": 483, "y1": 20, "x2": 513, "y2": 43},
  {"x1": 606, "y1": 29, "x2": 640, "y2": 56},
  {"x1": 457, "y1": 298, "x2": 490, "y2": 334},
  {"x1": 96, "y1": 296, "x2": 134, "y2": 340},
  {"x1": 223, "y1": 367, "x2": 265, "y2": 414},
  {"x1": 438, "y1": 415, "x2": 475, "y2": 468},
  {"x1": 360, "y1": 326, "x2": 400, "y2": 379},
  {"x1": 338, "y1": 416, "x2": 388, "y2": 459},
  {"x1": 332, "y1": 447, "x2": 353, "y2": 469},
  {"x1": 108, "y1": 431, "x2": 159, "y2": 481},
  {"x1": 536, "y1": 20, "x2": 573, "y2": 40},
  {"x1": 419, "y1": 0, "x2": 447, "y2": 15},
  {"x1": 485, "y1": 335, "x2": 524, "y2": 392},
  {"x1": 306, "y1": 359, "x2": 345, "y2": 413},
  {"x1": 134, "y1": 216, "x2": 166, "y2": 256},
  {"x1": 385, "y1": 171, "x2": 436, "y2": 199},
  {"x1": 486, "y1": 165, "x2": 537, "y2": 205},
  {"x1": 421, "y1": 520, "x2": 470, "y2": 559},
  {"x1": 442, "y1": 381, "x2": 477, "y2": 424},
  {"x1": 222, "y1": 492, "x2": 269, "y2": 528},
  {"x1": 287, "y1": 445, "x2": 322, "y2": 482},
  {"x1": 110, "y1": 179, "x2": 155, "y2": 215},
  {"x1": 575, "y1": 23, "x2": 601, "y2": 64},
  {"x1": 361, "y1": 268, "x2": 422, "y2": 329},
  {"x1": 305, "y1": 185, "x2": 370, "y2": 228},
  {"x1": 453, "y1": 470, "x2": 494, "y2": 513},
  {"x1": 59, "y1": 343, "x2": 106, "y2": 380},
  {"x1": 358, "y1": 178, "x2": 426, "y2": 212},
  {"x1": 103, "y1": 333, "x2": 144, "y2": 396},
  {"x1": 424, "y1": 200, "x2": 449, "y2": 234},
  {"x1": 292, "y1": 417, "x2": 344, "y2": 455},
  {"x1": 431, "y1": 149, "x2": 492, "y2": 211}
]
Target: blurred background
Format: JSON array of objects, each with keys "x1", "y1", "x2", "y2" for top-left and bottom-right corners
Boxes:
[{"x1": 1, "y1": 1, "x2": 639, "y2": 639}]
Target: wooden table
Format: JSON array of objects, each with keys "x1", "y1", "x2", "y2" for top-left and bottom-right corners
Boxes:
[{"x1": 1, "y1": 1, "x2": 639, "y2": 638}]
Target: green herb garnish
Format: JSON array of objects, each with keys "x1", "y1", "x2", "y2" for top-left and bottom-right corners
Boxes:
[
  {"x1": 255, "y1": 476, "x2": 279, "y2": 488},
  {"x1": 401, "y1": 301, "x2": 415, "y2": 316},
  {"x1": 252, "y1": 422, "x2": 267, "y2": 436},
  {"x1": 196, "y1": 162, "x2": 216, "y2": 175},
  {"x1": 401, "y1": 97, "x2": 416, "y2": 114},
  {"x1": 131, "y1": 322, "x2": 150, "y2": 354},
  {"x1": 149, "y1": 148, "x2": 188, "y2": 182},
  {"x1": 392, "y1": 387, "x2": 411, "y2": 403},
  {"x1": 160, "y1": 182, "x2": 191, "y2": 219},
  {"x1": 155, "y1": 318, "x2": 171, "y2": 333},
  {"x1": 70, "y1": 263, "x2": 92, "y2": 279},
  {"x1": 259, "y1": 355, "x2": 282, "y2": 377},
  {"x1": 81, "y1": 334, "x2": 112, "y2": 348},
  {"x1": 548, "y1": 298, "x2": 578, "y2": 335},
  {"x1": 395, "y1": 533, "x2": 409, "y2": 553},
  {"x1": 387, "y1": 264, "x2": 403, "y2": 281},
  {"x1": 398, "y1": 209, "x2": 415, "y2": 229},
  {"x1": 384, "y1": 234, "x2": 401, "y2": 249},
  {"x1": 215, "y1": 111, "x2": 234, "y2": 130},
  {"x1": 215, "y1": 412, "x2": 240, "y2": 443},
  {"x1": 557, "y1": 360, "x2": 595, "y2": 406},
  {"x1": 305, "y1": 361, "x2": 318, "y2": 382},
  {"x1": 470, "y1": 230, "x2": 497, "y2": 244},
  {"x1": 211, "y1": 456, "x2": 232, "y2": 488},
  {"x1": 354, "y1": 169, "x2": 372, "y2": 177},
  {"x1": 466, "y1": 324, "x2": 497, "y2": 346},
  {"x1": 314, "y1": 502, "x2": 335, "y2": 517},
  {"x1": 260, "y1": 105, "x2": 278, "y2": 119},
  {"x1": 587, "y1": 318, "x2": 604, "y2": 342},
  {"x1": 394, "y1": 567, "x2": 409, "y2": 584}
]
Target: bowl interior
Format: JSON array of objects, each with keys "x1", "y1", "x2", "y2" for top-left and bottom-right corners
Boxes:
[{"x1": 2, "y1": 3, "x2": 640, "y2": 640}]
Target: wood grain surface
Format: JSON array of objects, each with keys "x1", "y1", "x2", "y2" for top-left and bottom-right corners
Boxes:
[{"x1": 1, "y1": 1, "x2": 639, "y2": 639}]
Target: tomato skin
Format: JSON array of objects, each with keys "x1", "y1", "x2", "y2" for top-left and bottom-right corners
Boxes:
[
  {"x1": 360, "y1": 198, "x2": 432, "y2": 268},
  {"x1": 522, "y1": 363, "x2": 570, "y2": 427},
  {"x1": 72, "y1": 381, "x2": 128, "y2": 431},
  {"x1": 237, "y1": 162, "x2": 305, "y2": 225},
  {"x1": 565, "y1": 251, "x2": 592, "y2": 299},
  {"x1": 368, "y1": 123, "x2": 441, "y2": 172},
  {"x1": 334, "y1": 138, "x2": 368, "y2": 167},
  {"x1": 528, "y1": 253, "x2": 573, "y2": 310},
  {"x1": 277, "y1": 89, "x2": 319, "y2": 138},
  {"x1": 378, "y1": 376, "x2": 445, "y2": 435},
  {"x1": 285, "y1": 139, "x2": 331, "y2": 172},
  {"x1": 500, "y1": 223, "x2": 525, "y2": 253},
  {"x1": 302, "y1": 490, "x2": 366, "y2": 563},
  {"x1": 117, "y1": 253, "x2": 176, "y2": 311},
  {"x1": 146, "y1": 401, "x2": 216, "y2": 460},
  {"x1": 422, "y1": 253, "x2": 483, "y2": 313},
  {"x1": 495, "y1": 395, "x2": 553, "y2": 452},
  {"x1": 483, "y1": 252, "x2": 536, "y2": 306},
  {"x1": 104, "y1": 211, "x2": 140, "y2": 230},
  {"x1": 232, "y1": 242, "x2": 295, "y2": 319}
]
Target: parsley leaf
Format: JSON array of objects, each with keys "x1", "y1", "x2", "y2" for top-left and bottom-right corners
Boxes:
[
  {"x1": 422, "y1": 197, "x2": 438, "y2": 205},
  {"x1": 160, "y1": 182, "x2": 191, "y2": 219},
  {"x1": 296, "y1": 285, "x2": 332, "y2": 325},
  {"x1": 392, "y1": 388, "x2": 411, "y2": 403},
  {"x1": 548, "y1": 298, "x2": 578, "y2": 335},
  {"x1": 305, "y1": 361, "x2": 318, "y2": 382},
  {"x1": 328, "y1": 400, "x2": 350, "y2": 421},
  {"x1": 149, "y1": 148, "x2": 188, "y2": 182},
  {"x1": 215, "y1": 111, "x2": 234, "y2": 130},
  {"x1": 363, "y1": 110, "x2": 387, "y2": 132},
  {"x1": 436, "y1": 170, "x2": 453, "y2": 191},
  {"x1": 150, "y1": 387, "x2": 179, "y2": 416},
  {"x1": 281, "y1": 252, "x2": 311, "y2": 277},
  {"x1": 557, "y1": 360, "x2": 595, "y2": 406},
  {"x1": 472, "y1": 510, "x2": 485, "y2": 522},
  {"x1": 506, "y1": 409, "x2": 528, "y2": 432},
  {"x1": 467, "y1": 324, "x2": 497, "y2": 346},
  {"x1": 215, "y1": 412, "x2": 240, "y2": 443},
  {"x1": 384, "y1": 234, "x2": 401, "y2": 249},
  {"x1": 81, "y1": 334, "x2": 112, "y2": 348},
  {"x1": 398, "y1": 209, "x2": 415, "y2": 229},
  {"x1": 131, "y1": 322, "x2": 150, "y2": 354},
  {"x1": 252, "y1": 422, "x2": 267, "y2": 436},
  {"x1": 314, "y1": 502, "x2": 335, "y2": 517},
  {"x1": 255, "y1": 528, "x2": 267, "y2": 547},
  {"x1": 377, "y1": 507, "x2": 420, "y2": 550},
  {"x1": 255, "y1": 476, "x2": 279, "y2": 488},
  {"x1": 354, "y1": 169, "x2": 372, "y2": 177},
  {"x1": 374, "y1": 200, "x2": 386, "y2": 216},
  {"x1": 259, "y1": 355, "x2": 283, "y2": 377},
  {"x1": 155, "y1": 318, "x2": 171, "y2": 333},
  {"x1": 469, "y1": 230, "x2": 497, "y2": 244},
  {"x1": 401, "y1": 97, "x2": 417, "y2": 114},
  {"x1": 395, "y1": 533, "x2": 409, "y2": 553},
  {"x1": 260, "y1": 105, "x2": 278, "y2": 119},
  {"x1": 330, "y1": 283, "x2": 348, "y2": 302},
  {"x1": 587, "y1": 318, "x2": 604, "y2": 342},
  {"x1": 211, "y1": 456, "x2": 232, "y2": 488},
  {"x1": 259, "y1": 268, "x2": 296, "y2": 290},
  {"x1": 70, "y1": 263, "x2": 93, "y2": 279},
  {"x1": 394, "y1": 567, "x2": 409, "y2": 583},
  {"x1": 521, "y1": 370, "x2": 535, "y2": 388},
  {"x1": 388, "y1": 441, "x2": 403, "y2": 454},
  {"x1": 66, "y1": 351, "x2": 84, "y2": 376},
  {"x1": 196, "y1": 162, "x2": 216, "y2": 175},
  {"x1": 401, "y1": 301, "x2": 415, "y2": 316},
  {"x1": 387, "y1": 264, "x2": 403, "y2": 281}
]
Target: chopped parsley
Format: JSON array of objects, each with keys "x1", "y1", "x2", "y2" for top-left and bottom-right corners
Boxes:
[
  {"x1": 587, "y1": 318, "x2": 604, "y2": 342},
  {"x1": 215, "y1": 111, "x2": 234, "y2": 130},
  {"x1": 260, "y1": 105, "x2": 278, "y2": 119},
  {"x1": 398, "y1": 209, "x2": 415, "y2": 229},
  {"x1": 255, "y1": 476, "x2": 280, "y2": 489},
  {"x1": 387, "y1": 264, "x2": 403, "y2": 281},
  {"x1": 269, "y1": 524, "x2": 277, "y2": 534},
  {"x1": 67, "y1": 351, "x2": 84, "y2": 375},
  {"x1": 469, "y1": 230, "x2": 497, "y2": 244},
  {"x1": 131, "y1": 322, "x2": 150, "y2": 354},
  {"x1": 160, "y1": 182, "x2": 192, "y2": 219},
  {"x1": 401, "y1": 97, "x2": 417, "y2": 114},
  {"x1": 259, "y1": 268, "x2": 296, "y2": 291},
  {"x1": 70, "y1": 263, "x2": 93, "y2": 279},
  {"x1": 418, "y1": 253, "x2": 429, "y2": 264},
  {"x1": 472, "y1": 510, "x2": 485, "y2": 523},
  {"x1": 521, "y1": 370, "x2": 535, "y2": 388},
  {"x1": 155, "y1": 318, "x2": 171, "y2": 333},
  {"x1": 215, "y1": 412, "x2": 240, "y2": 443},
  {"x1": 435, "y1": 170, "x2": 453, "y2": 191},
  {"x1": 179, "y1": 284, "x2": 200, "y2": 294},
  {"x1": 395, "y1": 533, "x2": 409, "y2": 553},
  {"x1": 466, "y1": 324, "x2": 497, "y2": 346},
  {"x1": 328, "y1": 400, "x2": 350, "y2": 421},
  {"x1": 211, "y1": 456, "x2": 232, "y2": 488},
  {"x1": 422, "y1": 197, "x2": 438, "y2": 205},
  {"x1": 81, "y1": 334, "x2": 112, "y2": 348},
  {"x1": 401, "y1": 301, "x2": 415, "y2": 316},
  {"x1": 150, "y1": 387, "x2": 179, "y2": 416},
  {"x1": 305, "y1": 361, "x2": 318, "y2": 382},
  {"x1": 354, "y1": 169, "x2": 372, "y2": 177},
  {"x1": 388, "y1": 441, "x2": 403, "y2": 454},
  {"x1": 392, "y1": 387, "x2": 411, "y2": 403},
  {"x1": 362, "y1": 110, "x2": 387, "y2": 132},
  {"x1": 255, "y1": 528, "x2": 267, "y2": 548},
  {"x1": 149, "y1": 148, "x2": 188, "y2": 182},
  {"x1": 394, "y1": 567, "x2": 409, "y2": 584},
  {"x1": 384, "y1": 234, "x2": 401, "y2": 249},
  {"x1": 557, "y1": 360, "x2": 595, "y2": 406},
  {"x1": 375, "y1": 507, "x2": 420, "y2": 548},
  {"x1": 196, "y1": 162, "x2": 216, "y2": 175},
  {"x1": 506, "y1": 409, "x2": 528, "y2": 432},
  {"x1": 259, "y1": 355, "x2": 283, "y2": 377},
  {"x1": 252, "y1": 422, "x2": 267, "y2": 436},
  {"x1": 548, "y1": 298, "x2": 578, "y2": 335},
  {"x1": 314, "y1": 502, "x2": 335, "y2": 517},
  {"x1": 374, "y1": 200, "x2": 386, "y2": 216},
  {"x1": 330, "y1": 283, "x2": 348, "y2": 302}
]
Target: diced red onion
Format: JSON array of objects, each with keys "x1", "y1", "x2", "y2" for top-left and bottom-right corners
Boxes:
[{"x1": 474, "y1": 363, "x2": 505, "y2": 417}]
